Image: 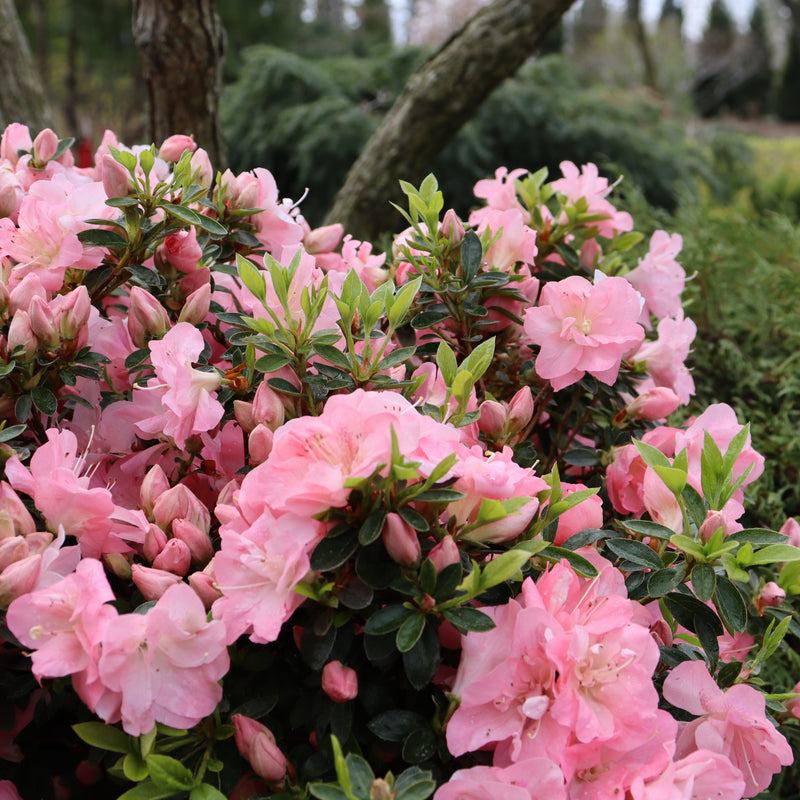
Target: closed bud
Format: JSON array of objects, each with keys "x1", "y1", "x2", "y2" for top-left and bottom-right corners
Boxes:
[
  {"x1": 103, "y1": 552, "x2": 132, "y2": 580},
  {"x1": 248, "y1": 425, "x2": 274, "y2": 466},
  {"x1": 152, "y1": 483, "x2": 210, "y2": 534},
  {"x1": 178, "y1": 283, "x2": 211, "y2": 326},
  {"x1": 304, "y1": 223, "x2": 344, "y2": 254},
  {"x1": 428, "y1": 535, "x2": 460, "y2": 573},
  {"x1": 232, "y1": 714, "x2": 287, "y2": 786},
  {"x1": 143, "y1": 523, "x2": 168, "y2": 563},
  {"x1": 140, "y1": 465, "x2": 170, "y2": 517},
  {"x1": 0, "y1": 483, "x2": 35, "y2": 537},
  {"x1": 152, "y1": 537, "x2": 192, "y2": 576},
  {"x1": 58, "y1": 286, "x2": 91, "y2": 340},
  {"x1": 32, "y1": 128, "x2": 58, "y2": 164},
  {"x1": 0, "y1": 536, "x2": 29, "y2": 571},
  {"x1": 650, "y1": 618, "x2": 673, "y2": 648},
  {"x1": 131, "y1": 563, "x2": 182, "y2": 601},
  {"x1": 507, "y1": 386, "x2": 534, "y2": 432},
  {"x1": 28, "y1": 296, "x2": 59, "y2": 347},
  {"x1": 188, "y1": 567, "x2": 220, "y2": 609},
  {"x1": 698, "y1": 510, "x2": 729, "y2": 544},
  {"x1": 252, "y1": 381, "x2": 285, "y2": 431},
  {"x1": 780, "y1": 517, "x2": 800, "y2": 549},
  {"x1": 101, "y1": 154, "x2": 132, "y2": 199},
  {"x1": 478, "y1": 399, "x2": 506, "y2": 437},
  {"x1": 128, "y1": 287, "x2": 169, "y2": 348},
  {"x1": 625, "y1": 387, "x2": 681, "y2": 422},
  {"x1": 171, "y1": 517, "x2": 213, "y2": 564},
  {"x1": 382, "y1": 512, "x2": 420, "y2": 566},
  {"x1": 159, "y1": 134, "x2": 197, "y2": 162},
  {"x1": 7, "y1": 310, "x2": 38, "y2": 359},
  {"x1": 0, "y1": 171, "x2": 19, "y2": 219},
  {"x1": 441, "y1": 208, "x2": 465, "y2": 245},
  {"x1": 189, "y1": 148, "x2": 213, "y2": 191},
  {"x1": 234, "y1": 400, "x2": 255, "y2": 433},
  {"x1": 757, "y1": 581, "x2": 785, "y2": 615},
  {"x1": 0, "y1": 123, "x2": 32, "y2": 165},
  {"x1": 9, "y1": 274, "x2": 46, "y2": 315},
  {"x1": 321, "y1": 660, "x2": 358, "y2": 703},
  {"x1": 370, "y1": 779, "x2": 393, "y2": 800},
  {"x1": 0, "y1": 554, "x2": 41, "y2": 606}
]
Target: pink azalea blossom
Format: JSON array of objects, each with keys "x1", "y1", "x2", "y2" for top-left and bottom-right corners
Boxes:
[
  {"x1": 625, "y1": 231, "x2": 685, "y2": 325},
  {"x1": 435, "y1": 758, "x2": 566, "y2": 800},
  {"x1": 632, "y1": 313, "x2": 696, "y2": 404},
  {"x1": 524, "y1": 274, "x2": 645, "y2": 390}
]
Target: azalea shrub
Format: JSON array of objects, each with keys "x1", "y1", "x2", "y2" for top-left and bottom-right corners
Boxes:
[{"x1": 0, "y1": 123, "x2": 799, "y2": 800}]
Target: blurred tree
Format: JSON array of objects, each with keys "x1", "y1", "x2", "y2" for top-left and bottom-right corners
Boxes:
[
  {"x1": 738, "y1": 1, "x2": 773, "y2": 116},
  {"x1": 132, "y1": 0, "x2": 226, "y2": 166},
  {"x1": 325, "y1": 0, "x2": 578, "y2": 239},
  {"x1": 0, "y1": 0, "x2": 51, "y2": 129},
  {"x1": 626, "y1": 0, "x2": 658, "y2": 90},
  {"x1": 778, "y1": 0, "x2": 800, "y2": 120},
  {"x1": 572, "y1": 0, "x2": 607, "y2": 47},
  {"x1": 698, "y1": 0, "x2": 736, "y2": 60},
  {"x1": 658, "y1": 0, "x2": 682, "y2": 29},
  {"x1": 354, "y1": 0, "x2": 392, "y2": 52}
]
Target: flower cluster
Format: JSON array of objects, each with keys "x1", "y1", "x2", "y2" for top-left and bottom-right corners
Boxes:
[{"x1": 0, "y1": 126, "x2": 796, "y2": 800}]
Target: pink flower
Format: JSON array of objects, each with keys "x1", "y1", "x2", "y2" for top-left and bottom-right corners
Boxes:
[
  {"x1": 321, "y1": 660, "x2": 359, "y2": 702},
  {"x1": 631, "y1": 749, "x2": 746, "y2": 800},
  {"x1": 632, "y1": 313, "x2": 696, "y2": 404},
  {"x1": 435, "y1": 758, "x2": 566, "y2": 800},
  {"x1": 662, "y1": 660, "x2": 793, "y2": 797},
  {"x1": 472, "y1": 207, "x2": 538, "y2": 272},
  {"x1": 626, "y1": 231, "x2": 685, "y2": 325},
  {"x1": 97, "y1": 582, "x2": 229, "y2": 735},
  {"x1": 524, "y1": 274, "x2": 645, "y2": 391},
  {"x1": 472, "y1": 167, "x2": 528, "y2": 215}
]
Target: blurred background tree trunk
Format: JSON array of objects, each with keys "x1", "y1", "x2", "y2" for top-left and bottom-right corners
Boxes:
[
  {"x1": 0, "y1": 0, "x2": 52, "y2": 130},
  {"x1": 325, "y1": 0, "x2": 578, "y2": 241},
  {"x1": 132, "y1": 0, "x2": 226, "y2": 166},
  {"x1": 626, "y1": 0, "x2": 658, "y2": 92}
]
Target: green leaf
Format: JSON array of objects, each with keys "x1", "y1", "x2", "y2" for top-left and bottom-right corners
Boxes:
[
  {"x1": 411, "y1": 309, "x2": 450, "y2": 329},
  {"x1": 559, "y1": 528, "x2": 609, "y2": 550},
  {"x1": 647, "y1": 567, "x2": 686, "y2": 597},
  {"x1": 538, "y1": 546, "x2": 599, "y2": 577},
  {"x1": 436, "y1": 341, "x2": 457, "y2": 386},
  {"x1": 633, "y1": 439, "x2": 671, "y2": 469},
  {"x1": 396, "y1": 614, "x2": 426, "y2": 653},
  {"x1": 309, "y1": 785, "x2": 351, "y2": 800},
  {"x1": 345, "y1": 753, "x2": 375, "y2": 797},
  {"x1": 0, "y1": 424, "x2": 26, "y2": 443},
  {"x1": 146, "y1": 754, "x2": 195, "y2": 792},
  {"x1": 619, "y1": 520, "x2": 675, "y2": 540},
  {"x1": 190, "y1": 785, "x2": 228, "y2": 800},
  {"x1": 255, "y1": 352, "x2": 292, "y2": 372},
  {"x1": 117, "y1": 782, "x2": 177, "y2": 800},
  {"x1": 123, "y1": 753, "x2": 150, "y2": 782},
  {"x1": 461, "y1": 338, "x2": 495, "y2": 382},
  {"x1": 397, "y1": 505, "x2": 430, "y2": 532},
  {"x1": 441, "y1": 606, "x2": 495, "y2": 633},
  {"x1": 460, "y1": 230, "x2": 483, "y2": 284},
  {"x1": 314, "y1": 343, "x2": 352, "y2": 371},
  {"x1": 14, "y1": 394, "x2": 31, "y2": 423},
  {"x1": 310, "y1": 528, "x2": 359, "y2": 572},
  {"x1": 402, "y1": 622, "x2": 439, "y2": 689},
  {"x1": 72, "y1": 722, "x2": 132, "y2": 754},
  {"x1": 728, "y1": 529, "x2": 789, "y2": 545},
  {"x1": 359, "y1": 509, "x2": 386, "y2": 546},
  {"x1": 77, "y1": 228, "x2": 128, "y2": 248},
  {"x1": 605, "y1": 539, "x2": 664, "y2": 570},
  {"x1": 663, "y1": 592, "x2": 723, "y2": 636},
  {"x1": 402, "y1": 727, "x2": 438, "y2": 765},
  {"x1": 413, "y1": 488, "x2": 465, "y2": 503},
  {"x1": 30, "y1": 386, "x2": 57, "y2": 416},
  {"x1": 746, "y1": 544, "x2": 800, "y2": 565},
  {"x1": 394, "y1": 767, "x2": 437, "y2": 800},
  {"x1": 162, "y1": 203, "x2": 227, "y2": 236},
  {"x1": 713, "y1": 576, "x2": 748, "y2": 634},
  {"x1": 652, "y1": 465, "x2": 687, "y2": 495},
  {"x1": 478, "y1": 546, "x2": 537, "y2": 590},
  {"x1": 368, "y1": 710, "x2": 429, "y2": 742},
  {"x1": 365, "y1": 604, "x2": 414, "y2": 636},
  {"x1": 236, "y1": 253, "x2": 266, "y2": 303},
  {"x1": 691, "y1": 564, "x2": 716, "y2": 602},
  {"x1": 387, "y1": 276, "x2": 422, "y2": 329}
]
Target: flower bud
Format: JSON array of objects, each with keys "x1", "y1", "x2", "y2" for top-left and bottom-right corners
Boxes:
[
  {"x1": 698, "y1": 510, "x2": 729, "y2": 544},
  {"x1": 0, "y1": 483, "x2": 35, "y2": 538},
  {"x1": 140, "y1": 465, "x2": 170, "y2": 518},
  {"x1": 441, "y1": 208, "x2": 465, "y2": 245},
  {"x1": 9, "y1": 274, "x2": 46, "y2": 315},
  {"x1": 101, "y1": 154, "x2": 132, "y2": 199},
  {"x1": 188, "y1": 567, "x2": 220, "y2": 609},
  {"x1": 756, "y1": 581, "x2": 785, "y2": 615},
  {"x1": 507, "y1": 386, "x2": 534, "y2": 432},
  {"x1": 103, "y1": 552, "x2": 133, "y2": 580},
  {"x1": 32, "y1": 128, "x2": 58, "y2": 164},
  {"x1": 0, "y1": 123, "x2": 32, "y2": 165},
  {"x1": 428, "y1": 535, "x2": 460, "y2": 573},
  {"x1": 143, "y1": 523, "x2": 168, "y2": 563},
  {"x1": 232, "y1": 715, "x2": 287, "y2": 785},
  {"x1": 304, "y1": 223, "x2": 344, "y2": 255},
  {"x1": 7, "y1": 311, "x2": 38, "y2": 359},
  {"x1": 321, "y1": 660, "x2": 358, "y2": 703},
  {"x1": 370, "y1": 779, "x2": 393, "y2": 800},
  {"x1": 156, "y1": 228, "x2": 202, "y2": 274},
  {"x1": 128, "y1": 287, "x2": 170, "y2": 348},
  {"x1": 382, "y1": 512, "x2": 420, "y2": 566},
  {"x1": 152, "y1": 537, "x2": 192, "y2": 576},
  {"x1": 28, "y1": 296, "x2": 59, "y2": 347},
  {"x1": 152, "y1": 484, "x2": 211, "y2": 534},
  {"x1": 248, "y1": 425, "x2": 274, "y2": 466},
  {"x1": 478, "y1": 399, "x2": 506, "y2": 437},
  {"x1": 786, "y1": 682, "x2": 800, "y2": 720},
  {"x1": 780, "y1": 517, "x2": 800, "y2": 549},
  {"x1": 650, "y1": 618, "x2": 673, "y2": 648},
  {"x1": 58, "y1": 286, "x2": 91, "y2": 340},
  {"x1": 0, "y1": 554, "x2": 42, "y2": 606},
  {"x1": 252, "y1": 381, "x2": 285, "y2": 431},
  {"x1": 0, "y1": 171, "x2": 19, "y2": 219},
  {"x1": 131, "y1": 563, "x2": 182, "y2": 601},
  {"x1": 0, "y1": 536, "x2": 29, "y2": 571},
  {"x1": 159, "y1": 134, "x2": 197, "y2": 162},
  {"x1": 234, "y1": 400, "x2": 255, "y2": 433},
  {"x1": 189, "y1": 148, "x2": 213, "y2": 191},
  {"x1": 171, "y1": 517, "x2": 213, "y2": 564},
  {"x1": 178, "y1": 283, "x2": 211, "y2": 326},
  {"x1": 625, "y1": 387, "x2": 681, "y2": 422}
]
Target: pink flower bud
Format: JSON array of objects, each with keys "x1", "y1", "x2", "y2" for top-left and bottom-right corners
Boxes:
[
  {"x1": 159, "y1": 134, "x2": 197, "y2": 162},
  {"x1": 507, "y1": 386, "x2": 534, "y2": 432},
  {"x1": 101, "y1": 154, "x2": 132, "y2": 199},
  {"x1": 188, "y1": 567, "x2": 220, "y2": 609},
  {"x1": 171, "y1": 517, "x2": 213, "y2": 564},
  {"x1": 478, "y1": 399, "x2": 506, "y2": 437},
  {"x1": 9, "y1": 274, "x2": 46, "y2": 315},
  {"x1": 0, "y1": 554, "x2": 41, "y2": 606},
  {"x1": 0, "y1": 536, "x2": 29, "y2": 571},
  {"x1": 0, "y1": 483, "x2": 35, "y2": 537},
  {"x1": 234, "y1": 400, "x2": 255, "y2": 433},
  {"x1": 190, "y1": 148, "x2": 213, "y2": 190},
  {"x1": 756, "y1": 581, "x2": 785, "y2": 615},
  {"x1": 0, "y1": 171, "x2": 19, "y2": 219},
  {"x1": 786, "y1": 682, "x2": 800, "y2": 720},
  {"x1": 152, "y1": 484, "x2": 211, "y2": 534},
  {"x1": 698, "y1": 510, "x2": 729, "y2": 544},
  {"x1": 7, "y1": 311, "x2": 38, "y2": 359},
  {"x1": 428, "y1": 535, "x2": 460, "y2": 573},
  {"x1": 103, "y1": 552, "x2": 132, "y2": 580},
  {"x1": 304, "y1": 223, "x2": 344, "y2": 254},
  {"x1": 152, "y1": 537, "x2": 192, "y2": 576},
  {"x1": 625, "y1": 387, "x2": 681, "y2": 421},
  {"x1": 382, "y1": 512, "x2": 421, "y2": 566},
  {"x1": 248, "y1": 425, "x2": 274, "y2": 466},
  {"x1": 28, "y1": 296, "x2": 59, "y2": 347},
  {"x1": 143, "y1": 523, "x2": 168, "y2": 563},
  {"x1": 156, "y1": 228, "x2": 202, "y2": 274},
  {"x1": 58, "y1": 286, "x2": 91, "y2": 340},
  {"x1": 127, "y1": 287, "x2": 170, "y2": 348},
  {"x1": 252, "y1": 381, "x2": 285, "y2": 431},
  {"x1": 0, "y1": 123, "x2": 32, "y2": 165},
  {"x1": 140, "y1": 465, "x2": 170, "y2": 517},
  {"x1": 441, "y1": 209, "x2": 465, "y2": 244},
  {"x1": 321, "y1": 660, "x2": 358, "y2": 703},
  {"x1": 131, "y1": 563, "x2": 182, "y2": 601},
  {"x1": 232, "y1": 714, "x2": 287, "y2": 785},
  {"x1": 650, "y1": 618, "x2": 673, "y2": 648},
  {"x1": 178, "y1": 283, "x2": 211, "y2": 326},
  {"x1": 780, "y1": 517, "x2": 800, "y2": 549},
  {"x1": 32, "y1": 128, "x2": 58, "y2": 164}
]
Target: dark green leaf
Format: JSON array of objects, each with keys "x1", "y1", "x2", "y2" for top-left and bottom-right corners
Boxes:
[
  {"x1": 398, "y1": 505, "x2": 430, "y2": 532},
  {"x1": 300, "y1": 622, "x2": 337, "y2": 670},
  {"x1": 402, "y1": 727, "x2": 437, "y2": 765},
  {"x1": 562, "y1": 447, "x2": 600, "y2": 467},
  {"x1": 419, "y1": 557, "x2": 437, "y2": 596},
  {"x1": 356, "y1": 543, "x2": 401, "y2": 589},
  {"x1": 127, "y1": 264, "x2": 165, "y2": 288},
  {"x1": 358, "y1": 509, "x2": 386, "y2": 546},
  {"x1": 713, "y1": 576, "x2": 748, "y2": 634},
  {"x1": 365, "y1": 605, "x2": 413, "y2": 636},
  {"x1": 605, "y1": 538, "x2": 664, "y2": 570},
  {"x1": 30, "y1": 386, "x2": 57, "y2": 416},
  {"x1": 442, "y1": 606, "x2": 495, "y2": 633},
  {"x1": 413, "y1": 489, "x2": 466, "y2": 503},
  {"x1": 411, "y1": 310, "x2": 450, "y2": 329},
  {"x1": 0, "y1": 424, "x2": 26, "y2": 443},
  {"x1": 619, "y1": 520, "x2": 674, "y2": 540},
  {"x1": 106, "y1": 195, "x2": 140, "y2": 207},
  {"x1": 695, "y1": 613, "x2": 720, "y2": 670},
  {"x1": 396, "y1": 614, "x2": 426, "y2": 653},
  {"x1": 538, "y1": 546, "x2": 599, "y2": 577},
  {"x1": 255, "y1": 352, "x2": 292, "y2": 373},
  {"x1": 313, "y1": 344, "x2": 352, "y2": 371},
  {"x1": 717, "y1": 659, "x2": 743, "y2": 688},
  {"x1": 124, "y1": 348, "x2": 152, "y2": 370},
  {"x1": 268, "y1": 377, "x2": 302, "y2": 396},
  {"x1": 77, "y1": 228, "x2": 127, "y2": 248},
  {"x1": 681, "y1": 484, "x2": 707, "y2": 528},
  {"x1": 376, "y1": 346, "x2": 417, "y2": 370},
  {"x1": 691, "y1": 565, "x2": 716, "y2": 602},
  {"x1": 559, "y1": 528, "x2": 609, "y2": 550},
  {"x1": 663, "y1": 592, "x2": 723, "y2": 636},
  {"x1": 310, "y1": 528, "x2": 359, "y2": 572},
  {"x1": 402, "y1": 622, "x2": 440, "y2": 689},
  {"x1": 367, "y1": 710, "x2": 428, "y2": 742},
  {"x1": 647, "y1": 567, "x2": 686, "y2": 597},
  {"x1": 0, "y1": 361, "x2": 16, "y2": 378},
  {"x1": 162, "y1": 203, "x2": 227, "y2": 236},
  {"x1": 432, "y1": 562, "x2": 463, "y2": 601},
  {"x1": 728, "y1": 529, "x2": 788, "y2": 545},
  {"x1": 460, "y1": 231, "x2": 483, "y2": 284}
]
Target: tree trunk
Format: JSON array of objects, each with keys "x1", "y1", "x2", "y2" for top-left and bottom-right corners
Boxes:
[
  {"x1": 132, "y1": 0, "x2": 226, "y2": 167},
  {"x1": 626, "y1": 0, "x2": 658, "y2": 92},
  {"x1": 0, "y1": 0, "x2": 52, "y2": 130},
  {"x1": 324, "y1": 0, "x2": 578, "y2": 241}
]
